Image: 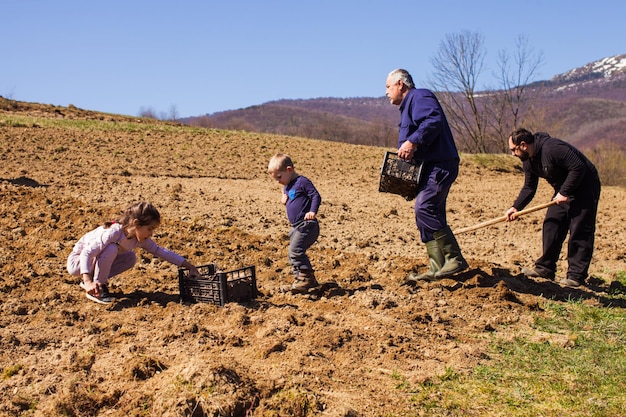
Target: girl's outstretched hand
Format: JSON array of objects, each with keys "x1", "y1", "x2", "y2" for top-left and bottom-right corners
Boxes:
[{"x1": 182, "y1": 261, "x2": 200, "y2": 278}]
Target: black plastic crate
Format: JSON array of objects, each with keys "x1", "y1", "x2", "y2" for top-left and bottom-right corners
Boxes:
[
  {"x1": 378, "y1": 151, "x2": 424, "y2": 201},
  {"x1": 178, "y1": 263, "x2": 257, "y2": 306}
]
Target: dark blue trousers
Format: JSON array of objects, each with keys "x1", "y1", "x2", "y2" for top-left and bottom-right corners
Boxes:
[{"x1": 414, "y1": 160, "x2": 459, "y2": 242}]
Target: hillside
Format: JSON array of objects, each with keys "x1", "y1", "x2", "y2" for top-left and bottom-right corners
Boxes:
[
  {"x1": 1, "y1": 100, "x2": 625, "y2": 416},
  {"x1": 187, "y1": 98, "x2": 399, "y2": 148},
  {"x1": 186, "y1": 54, "x2": 626, "y2": 151}
]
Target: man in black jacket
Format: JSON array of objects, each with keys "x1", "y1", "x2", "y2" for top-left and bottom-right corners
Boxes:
[{"x1": 505, "y1": 128, "x2": 601, "y2": 287}]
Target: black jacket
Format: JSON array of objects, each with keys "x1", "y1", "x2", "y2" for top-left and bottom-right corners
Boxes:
[{"x1": 513, "y1": 132, "x2": 600, "y2": 210}]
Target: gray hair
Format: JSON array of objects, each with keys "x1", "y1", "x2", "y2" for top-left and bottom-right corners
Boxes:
[{"x1": 388, "y1": 68, "x2": 414, "y2": 89}]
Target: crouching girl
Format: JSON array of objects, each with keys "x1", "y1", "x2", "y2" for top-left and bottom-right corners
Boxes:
[{"x1": 67, "y1": 201, "x2": 200, "y2": 304}]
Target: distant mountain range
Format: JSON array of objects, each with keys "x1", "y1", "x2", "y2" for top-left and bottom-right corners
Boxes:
[{"x1": 183, "y1": 54, "x2": 626, "y2": 151}]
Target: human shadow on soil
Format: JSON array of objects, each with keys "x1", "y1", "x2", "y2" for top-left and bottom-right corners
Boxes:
[
  {"x1": 417, "y1": 267, "x2": 626, "y2": 308},
  {"x1": 109, "y1": 290, "x2": 181, "y2": 310},
  {"x1": 504, "y1": 270, "x2": 626, "y2": 308},
  {"x1": 260, "y1": 281, "x2": 380, "y2": 302},
  {"x1": 310, "y1": 281, "x2": 382, "y2": 299},
  {"x1": 109, "y1": 289, "x2": 275, "y2": 311},
  {"x1": 104, "y1": 273, "x2": 625, "y2": 311},
  {"x1": 1, "y1": 176, "x2": 49, "y2": 187}
]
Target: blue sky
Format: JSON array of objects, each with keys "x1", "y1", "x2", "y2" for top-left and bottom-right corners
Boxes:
[{"x1": 2, "y1": 0, "x2": 624, "y2": 118}]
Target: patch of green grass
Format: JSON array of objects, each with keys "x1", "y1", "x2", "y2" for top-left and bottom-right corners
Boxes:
[
  {"x1": 394, "y1": 300, "x2": 626, "y2": 416},
  {"x1": 392, "y1": 369, "x2": 411, "y2": 391},
  {"x1": 0, "y1": 117, "x2": 31, "y2": 128},
  {"x1": 2, "y1": 363, "x2": 23, "y2": 379},
  {"x1": 461, "y1": 153, "x2": 522, "y2": 173},
  {"x1": 0, "y1": 114, "x2": 192, "y2": 134}
]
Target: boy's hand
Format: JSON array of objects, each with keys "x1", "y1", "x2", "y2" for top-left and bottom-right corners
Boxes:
[
  {"x1": 304, "y1": 211, "x2": 317, "y2": 221},
  {"x1": 281, "y1": 193, "x2": 288, "y2": 205}
]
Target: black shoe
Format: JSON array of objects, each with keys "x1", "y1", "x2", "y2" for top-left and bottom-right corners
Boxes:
[{"x1": 521, "y1": 267, "x2": 555, "y2": 280}]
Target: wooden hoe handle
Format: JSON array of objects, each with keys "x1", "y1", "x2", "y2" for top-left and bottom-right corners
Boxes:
[{"x1": 453, "y1": 200, "x2": 558, "y2": 235}]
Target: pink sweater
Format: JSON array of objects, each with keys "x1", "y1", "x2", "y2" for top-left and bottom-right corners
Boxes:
[{"x1": 70, "y1": 223, "x2": 185, "y2": 275}]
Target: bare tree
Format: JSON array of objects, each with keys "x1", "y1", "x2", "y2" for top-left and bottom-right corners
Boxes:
[
  {"x1": 2, "y1": 87, "x2": 16, "y2": 100},
  {"x1": 168, "y1": 104, "x2": 179, "y2": 121},
  {"x1": 429, "y1": 30, "x2": 488, "y2": 152},
  {"x1": 138, "y1": 106, "x2": 158, "y2": 119},
  {"x1": 429, "y1": 31, "x2": 544, "y2": 153},
  {"x1": 138, "y1": 104, "x2": 180, "y2": 121},
  {"x1": 489, "y1": 35, "x2": 544, "y2": 152},
  {"x1": 588, "y1": 140, "x2": 626, "y2": 187}
]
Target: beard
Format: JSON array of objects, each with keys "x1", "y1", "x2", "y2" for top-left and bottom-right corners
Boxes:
[{"x1": 517, "y1": 150, "x2": 530, "y2": 161}]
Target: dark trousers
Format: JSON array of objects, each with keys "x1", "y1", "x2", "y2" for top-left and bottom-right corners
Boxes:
[
  {"x1": 288, "y1": 220, "x2": 320, "y2": 272},
  {"x1": 414, "y1": 160, "x2": 459, "y2": 242},
  {"x1": 536, "y1": 181, "x2": 601, "y2": 282}
]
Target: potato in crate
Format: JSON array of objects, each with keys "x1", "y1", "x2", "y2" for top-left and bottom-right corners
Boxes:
[
  {"x1": 378, "y1": 151, "x2": 424, "y2": 201},
  {"x1": 178, "y1": 263, "x2": 257, "y2": 306}
]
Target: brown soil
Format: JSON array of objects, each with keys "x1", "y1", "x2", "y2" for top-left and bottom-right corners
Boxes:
[{"x1": 1, "y1": 100, "x2": 625, "y2": 416}]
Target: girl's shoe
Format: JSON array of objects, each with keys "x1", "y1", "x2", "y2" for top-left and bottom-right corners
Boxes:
[
  {"x1": 80, "y1": 282, "x2": 114, "y2": 304},
  {"x1": 85, "y1": 292, "x2": 114, "y2": 304}
]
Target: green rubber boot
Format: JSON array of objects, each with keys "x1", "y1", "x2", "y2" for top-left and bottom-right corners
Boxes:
[
  {"x1": 406, "y1": 240, "x2": 444, "y2": 283},
  {"x1": 433, "y1": 226, "x2": 469, "y2": 278}
]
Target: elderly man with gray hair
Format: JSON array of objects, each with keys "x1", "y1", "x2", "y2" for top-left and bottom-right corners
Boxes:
[{"x1": 385, "y1": 68, "x2": 468, "y2": 283}]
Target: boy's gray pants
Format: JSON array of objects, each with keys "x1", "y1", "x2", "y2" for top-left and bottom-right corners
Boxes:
[{"x1": 288, "y1": 220, "x2": 319, "y2": 273}]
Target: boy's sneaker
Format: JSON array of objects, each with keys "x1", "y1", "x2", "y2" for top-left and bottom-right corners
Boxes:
[
  {"x1": 290, "y1": 270, "x2": 319, "y2": 294},
  {"x1": 290, "y1": 279, "x2": 318, "y2": 294}
]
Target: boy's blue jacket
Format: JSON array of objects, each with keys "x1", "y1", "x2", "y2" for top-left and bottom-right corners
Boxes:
[{"x1": 284, "y1": 175, "x2": 321, "y2": 225}]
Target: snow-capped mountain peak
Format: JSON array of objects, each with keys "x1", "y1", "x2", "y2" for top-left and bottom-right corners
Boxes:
[{"x1": 553, "y1": 54, "x2": 626, "y2": 83}]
